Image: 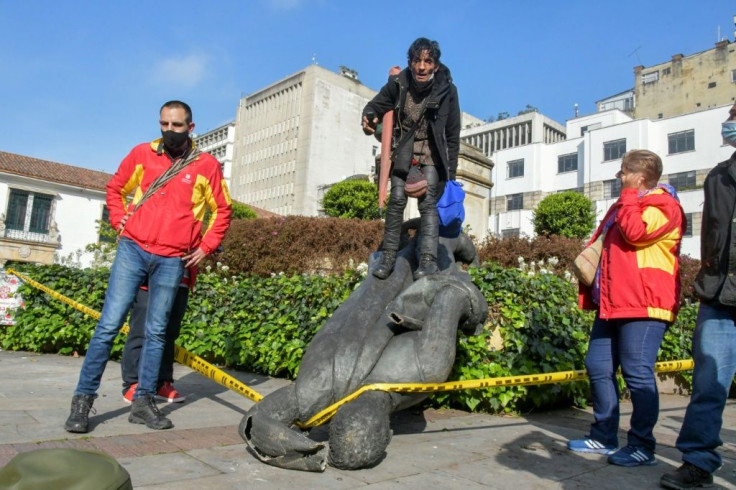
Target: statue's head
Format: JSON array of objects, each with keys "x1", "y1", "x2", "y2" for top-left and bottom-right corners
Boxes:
[{"x1": 328, "y1": 392, "x2": 392, "y2": 470}]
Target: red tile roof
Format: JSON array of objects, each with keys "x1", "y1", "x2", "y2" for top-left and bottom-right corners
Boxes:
[
  {"x1": 0, "y1": 151, "x2": 111, "y2": 191},
  {"x1": 238, "y1": 202, "x2": 280, "y2": 219}
]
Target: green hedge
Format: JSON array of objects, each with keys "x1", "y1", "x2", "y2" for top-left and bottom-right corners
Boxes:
[{"x1": 0, "y1": 261, "x2": 699, "y2": 414}]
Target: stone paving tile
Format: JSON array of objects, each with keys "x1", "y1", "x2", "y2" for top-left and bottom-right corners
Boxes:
[
  {"x1": 3, "y1": 351, "x2": 736, "y2": 489},
  {"x1": 330, "y1": 447, "x2": 426, "y2": 485},
  {"x1": 385, "y1": 436, "x2": 489, "y2": 473},
  {"x1": 133, "y1": 455, "x2": 368, "y2": 490},
  {"x1": 360, "y1": 470, "x2": 492, "y2": 490},
  {"x1": 184, "y1": 444, "x2": 258, "y2": 474},
  {"x1": 118, "y1": 452, "x2": 223, "y2": 488}
]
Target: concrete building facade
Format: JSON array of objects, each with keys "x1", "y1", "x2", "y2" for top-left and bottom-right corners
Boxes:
[
  {"x1": 484, "y1": 104, "x2": 734, "y2": 259},
  {"x1": 460, "y1": 111, "x2": 566, "y2": 156},
  {"x1": 634, "y1": 39, "x2": 736, "y2": 121},
  {"x1": 230, "y1": 64, "x2": 379, "y2": 216}
]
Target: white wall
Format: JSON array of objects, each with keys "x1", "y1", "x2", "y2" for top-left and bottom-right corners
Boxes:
[
  {"x1": 304, "y1": 78, "x2": 377, "y2": 216},
  {"x1": 488, "y1": 104, "x2": 736, "y2": 258},
  {"x1": 1, "y1": 175, "x2": 106, "y2": 268}
]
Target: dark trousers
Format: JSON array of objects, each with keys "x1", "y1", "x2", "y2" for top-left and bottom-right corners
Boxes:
[
  {"x1": 383, "y1": 165, "x2": 439, "y2": 257},
  {"x1": 121, "y1": 286, "x2": 189, "y2": 391}
]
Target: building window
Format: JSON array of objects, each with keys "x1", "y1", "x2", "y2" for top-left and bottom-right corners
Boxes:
[
  {"x1": 603, "y1": 179, "x2": 622, "y2": 199},
  {"x1": 507, "y1": 159, "x2": 524, "y2": 179},
  {"x1": 603, "y1": 139, "x2": 626, "y2": 161},
  {"x1": 506, "y1": 193, "x2": 524, "y2": 211},
  {"x1": 502, "y1": 228, "x2": 520, "y2": 238},
  {"x1": 557, "y1": 153, "x2": 578, "y2": 173},
  {"x1": 668, "y1": 129, "x2": 695, "y2": 154},
  {"x1": 708, "y1": 81, "x2": 716, "y2": 89},
  {"x1": 683, "y1": 213, "x2": 693, "y2": 237},
  {"x1": 732, "y1": 69, "x2": 736, "y2": 83},
  {"x1": 663, "y1": 67, "x2": 671, "y2": 75},
  {"x1": 642, "y1": 71, "x2": 659, "y2": 84},
  {"x1": 669, "y1": 170, "x2": 696, "y2": 191},
  {"x1": 6, "y1": 189, "x2": 53, "y2": 234}
]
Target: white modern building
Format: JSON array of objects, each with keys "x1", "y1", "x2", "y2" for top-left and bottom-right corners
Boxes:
[
  {"x1": 0, "y1": 151, "x2": 111, "y2": 268},
  {"x1": 461, "y1": 111, "x2": 566, "y2": 155},
  {"x1": 193, "y1": 121, "x2": 235, "y2": 191},
  {"x1": 480, "y1": 104, "x2": 734, "y2": 259},
  {"x1": 230, "y1": 64, "x2": 380, "y2": 216}
]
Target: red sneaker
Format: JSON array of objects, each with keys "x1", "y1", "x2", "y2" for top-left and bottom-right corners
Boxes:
[
  {"x1": 155, "y1": 381, "x2": 186, "y2": 403},
  {"x1": 123, "y1": 383, "x2": 137, "y2": 405}
]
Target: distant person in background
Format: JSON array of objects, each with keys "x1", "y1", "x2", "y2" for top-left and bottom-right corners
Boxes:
[
  {"x1": 568, "y1": 150, "x2": 685, "y2": 467},
  {"x1": 660, "y1": 102, "x2": 736, "y2": 490},
  {"x1": 361, "y1": 37, "x2": 460, "y2": 281},
  {"x1": 121, "y1": 268, "x2": 193, "y2": 404}
]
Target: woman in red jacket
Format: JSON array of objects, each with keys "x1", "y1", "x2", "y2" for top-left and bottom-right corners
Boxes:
[{"x1": 568, "y1": 150, "x2": 685, "y2": 467}]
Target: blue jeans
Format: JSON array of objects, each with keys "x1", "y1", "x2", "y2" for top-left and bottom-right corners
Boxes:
[
  {"x1": 121, "y1": 286, "x2": 189, "y2": 390},
  {"x1": 585, "y1": 316, "x2": 667, "y2": 451},
  {"x1": 74, "y1": 238, "x2": 184, "y2": 399},
  {"x1": 676, "y1": 302, "x2": 736, "y2": 473}
]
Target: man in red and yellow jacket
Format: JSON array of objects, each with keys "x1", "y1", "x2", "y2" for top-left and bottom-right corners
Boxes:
[{"x1": 65, "y1": 100, "x2": 231, "y2": 434}]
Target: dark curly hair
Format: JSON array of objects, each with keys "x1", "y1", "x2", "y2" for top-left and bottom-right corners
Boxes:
[{"x1": 407, "y1": 37, "x2": 441, "y2": 65}]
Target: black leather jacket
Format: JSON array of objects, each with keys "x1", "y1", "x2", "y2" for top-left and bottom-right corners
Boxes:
[
  {"x1": 695, "y1": 151, "x2": 736, "y2": 305},
  {"x1": 363, "y1": 64, "x2": 460, "y2": 181}
]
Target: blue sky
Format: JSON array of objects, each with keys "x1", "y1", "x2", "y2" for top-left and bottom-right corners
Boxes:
[{"x1": 1, "y1": 1, "x2": 733, "y2": 174}]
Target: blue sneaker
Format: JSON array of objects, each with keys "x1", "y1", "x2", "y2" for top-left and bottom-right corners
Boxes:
[
  {"x1": 607, "y1": 445, "x2": 656, "y2": 467},
  {"x1": 567, "y1": 438, "x2": 617, "y2": 455}
]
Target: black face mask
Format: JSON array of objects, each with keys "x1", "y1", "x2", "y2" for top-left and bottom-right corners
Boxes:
[{"x1": 161, "y1": 130, "x2": 189, "y2": 150}]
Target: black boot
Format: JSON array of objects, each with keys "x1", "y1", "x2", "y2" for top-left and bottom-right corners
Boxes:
[
  {"x1": 414, "y1": 254, "x2": 438, "y2": 280},
  {"x1": 129, "y1": 394, "x2": 173, "y2": 430},
  {"x1": 64, "y1": 394, "x2": 96, "y2": 433},
  {"x1": 372, "y1": 250, "x2": 397, "y2": 279},
  {"x1": 660, "y1": 462, "x2": 713, "y2": 489}
]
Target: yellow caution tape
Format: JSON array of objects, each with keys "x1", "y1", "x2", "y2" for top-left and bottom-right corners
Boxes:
[
  {"x1": 6, "y1": 268, "x2": 263, "y2": 402},
  {"x1": 297, "y1": 359, "x2": 695, "y2": 428},
  {"x1": 173, "y1": 346, "x2": 262, "y2": 402},
  {"x1": 7, "y1": 268, "x2": 695, "y2": 429}
]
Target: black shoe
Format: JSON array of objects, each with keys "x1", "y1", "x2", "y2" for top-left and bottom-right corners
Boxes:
[
  {"x1": 64, "y1": 394, "x2": 96, "y2": 433},
  {"x1": 414, "y1": 254, "x2": 438, "y2": 280},
  {"x1": 129, "y1": 394, "x2": 173, "y2": 430},
  {"x1": 372, "y1": 250, "x2": 397, "y2": 279},
  {"x1": 660, "y1": 462, "x2": 713, "y2": 489}
]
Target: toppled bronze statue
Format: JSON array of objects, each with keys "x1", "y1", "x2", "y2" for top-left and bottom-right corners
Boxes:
[{"x1": 240, "y1": 225, "x2": 488, "y2": 471}]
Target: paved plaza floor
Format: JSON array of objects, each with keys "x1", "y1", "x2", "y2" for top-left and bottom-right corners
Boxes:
[{"x1": 0, "y1": 350, "x2": 734, "y2": 489}]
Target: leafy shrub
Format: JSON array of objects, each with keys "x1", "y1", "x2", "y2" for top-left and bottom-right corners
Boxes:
[
  {"x1": 1, "y1": 263, "x2": 119, "y2": 356},
  {"x1": 533, "y1": 191, "x2": 596, "y2": 239},
  {"x1": 214, "y1": 216, "x2": 383, "y2": 276},
  {"x1": 432, "y1": 262, "x2": 593, "y2": 413},
  {"x1": 679, "y1": 254, "x2": 700, "y2": 304},
  {"x1": 476, "y1": 234, "x2": 584, "y2": 279},
  {"x1": 231, "y1": 201, "x2": 258, "y2": 220},
  {"x1": 321, "y1": 179, "x2": 380, "y2": 220},
  {"x1": 1, "y1": 251, "x2": 708, "y2": 414}
]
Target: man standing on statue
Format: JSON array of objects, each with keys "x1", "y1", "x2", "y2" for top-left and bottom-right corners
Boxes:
[{"x1": 361, "y1": 37, "x2": 460, "y2": 280}]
